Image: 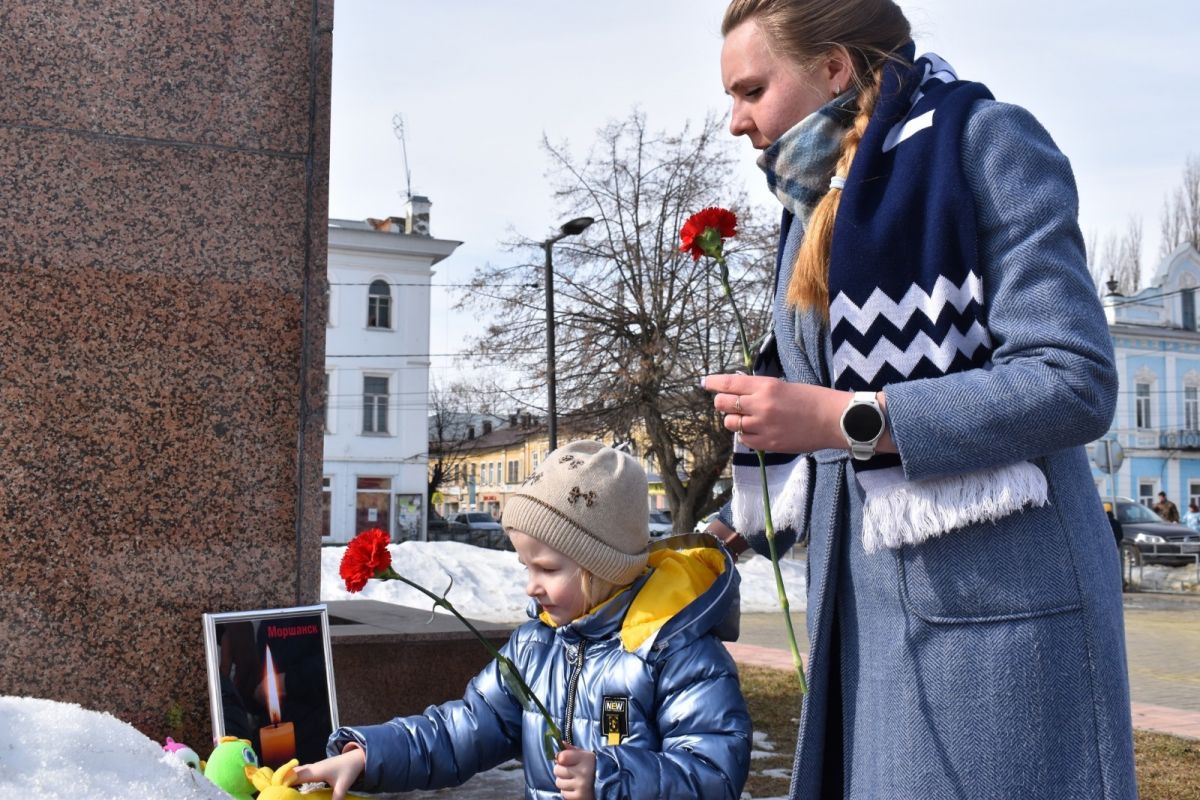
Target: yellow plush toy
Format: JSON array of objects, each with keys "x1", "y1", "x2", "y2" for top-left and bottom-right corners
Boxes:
[{"x1": 244, "y1": 758, "x2": 368, "y2": 799}]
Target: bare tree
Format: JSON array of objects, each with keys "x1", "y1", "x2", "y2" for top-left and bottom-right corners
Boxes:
[
  {"x1": 1084, "y1": 229, "x2": 1100, "y2": 291},
  {"x1": 459, "y1": 111, "x2": 776, "y2": 532},
  {"x1": 427, "y1": 379, "x2": 492, "y2": 509},
  {"x1": 1089, "y1": 216, "x2": 1143, "y2": 295},
  {"x1": 1160, "y1": 154, "x2": 1200, "y2": 259}
]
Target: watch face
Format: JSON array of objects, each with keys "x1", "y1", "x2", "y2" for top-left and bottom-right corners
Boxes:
[{"x1": 843, "y1": 403, "x2": 884, "y2": 442}]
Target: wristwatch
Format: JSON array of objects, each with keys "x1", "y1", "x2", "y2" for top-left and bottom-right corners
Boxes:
[{"x1": 839, "y1": 391, "x2": 886, "y2": 460}]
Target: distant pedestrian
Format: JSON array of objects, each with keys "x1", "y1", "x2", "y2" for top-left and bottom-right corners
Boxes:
[
  {"x1": 1183, "y1": 501, "x2": 1200, "y2": 532},
  {"x1": 1154, "y1": 491, "x2": 1181, "y2": 523},
  {"x1": 1104, "y1": 502, "x2": 1124, "y2": 547}
]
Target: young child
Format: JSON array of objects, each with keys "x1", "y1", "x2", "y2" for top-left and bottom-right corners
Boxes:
[{"x1": 293, "y1": 440, "x2": 751, "y2": 800}]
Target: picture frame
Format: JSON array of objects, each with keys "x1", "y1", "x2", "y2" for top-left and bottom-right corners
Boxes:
[{"x1": 202, "y1": 604, "x2": 339, "y2": 768}]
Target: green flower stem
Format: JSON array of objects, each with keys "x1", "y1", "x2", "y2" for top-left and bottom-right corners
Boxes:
[
  {"x1": 717, "y1": 258, "x2": 754, "y2": 373},
  {"x1": 716, "y1": 256, "x2": 809, "y2": 695},
  {"x1": 755, "y1": 460, "x2": 808, "y2": 695},
  {"x1": 377, "y1": 567, "x2": 564, "y2": 744}
]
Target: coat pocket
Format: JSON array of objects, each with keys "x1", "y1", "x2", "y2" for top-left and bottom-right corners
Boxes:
[{"x1": 897, "y1": 499, "x2": 1083, "y2": 623}]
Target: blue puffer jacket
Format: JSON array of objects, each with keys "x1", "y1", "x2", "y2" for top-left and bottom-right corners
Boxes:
[{"x1": 327, "y1": 532, "x2": 752, "y2": 799}]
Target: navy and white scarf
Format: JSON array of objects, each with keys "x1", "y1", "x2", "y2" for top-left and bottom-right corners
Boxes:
[
  {"x1": 829, "y1": 51, "x2": 992, "y2": 400},
  {"x1": 733, "y1": 50, "x2": 1049, "y2": 552},
  {"x1": 728, "y1": 95, "x2": 856, "y2": 539}
]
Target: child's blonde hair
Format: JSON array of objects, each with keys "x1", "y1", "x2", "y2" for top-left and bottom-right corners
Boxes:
[{"x1": 580, "y1": 570, "x2": 621, "y2": 609}]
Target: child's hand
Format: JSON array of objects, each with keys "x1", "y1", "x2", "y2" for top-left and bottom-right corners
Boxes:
[
  {"x1": 291, "y1": 745, "x2": 366, "y2": 800},
  {"x1": 553, "y1": 743, "x2": 596, "y2": 800}
]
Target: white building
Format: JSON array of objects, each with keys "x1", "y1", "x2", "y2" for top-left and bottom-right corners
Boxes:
[
  {"x1": 1095, "y1": 244, "x2": 1200, "y2": 510},
  {"x1": 323, "y1": 199, "x2": 461, "y2": 543}
]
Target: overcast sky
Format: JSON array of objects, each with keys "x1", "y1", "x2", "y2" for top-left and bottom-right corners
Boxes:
[{"x1": 328, "y1": 0, "x2": 1199, "y2": 383}]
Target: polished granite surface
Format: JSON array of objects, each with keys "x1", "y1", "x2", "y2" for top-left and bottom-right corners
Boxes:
[{"x1": 0, "y1": 0, "x2": 332, "y2": 750}]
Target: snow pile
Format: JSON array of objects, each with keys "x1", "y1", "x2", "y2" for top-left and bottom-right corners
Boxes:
[
  {"x1": 0, "y1": 696, "x2": 227, "y2": 799},
  {"x1": 321, "y1": 541, "x2": 532, "y2": 622},
  {"x1": 320, "y1": 540, "x2": 807, "y2": 624},
  {"x1": 1131, "y1": 563, "x2": 1200, "y2": 593}
]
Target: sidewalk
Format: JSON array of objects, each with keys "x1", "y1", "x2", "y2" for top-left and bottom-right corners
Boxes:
[{"x1": 732, "y1": 597, "x2": 1200, "y2": 740}]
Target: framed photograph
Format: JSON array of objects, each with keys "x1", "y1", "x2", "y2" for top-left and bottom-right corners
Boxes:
[{"x1": 202, "y1": 604, "x2": 339, "y2": 768}]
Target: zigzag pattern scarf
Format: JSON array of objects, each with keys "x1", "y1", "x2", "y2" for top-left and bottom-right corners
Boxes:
[
  {"x1": 734, "y1": 50, "x2": 1049, "y2": 553},
  {"x1": 828, "y1": 53, "x2": 993, "y2": 409}
]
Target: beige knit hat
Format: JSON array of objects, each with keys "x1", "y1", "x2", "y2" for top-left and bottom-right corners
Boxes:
[{"x1": 502, "y1": 440, "x2": 650, "y2": 585}]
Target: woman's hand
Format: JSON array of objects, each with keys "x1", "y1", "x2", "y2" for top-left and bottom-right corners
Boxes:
[
  {"x1": 702, "y1": 373, "x2": 845, "y2": 453},
  {"x1": 554, "y1": 744, "x2": 596, "y2": 800},
  {"x1": 290, "y1": 745, "x2": 366, "y2": 800},
  {"x1": 702, "y1": 373, "x2": 895, "y2": 455}
]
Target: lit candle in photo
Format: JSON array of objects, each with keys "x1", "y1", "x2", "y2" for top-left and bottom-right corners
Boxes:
[{"x1": 258, "y1": 645, "x2": 295, "y2": 767}]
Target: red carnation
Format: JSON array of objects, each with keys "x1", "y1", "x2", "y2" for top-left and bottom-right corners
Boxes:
[
  {"x1": 340, "y1": 528, "x2": 393, "y2": 593},
  {"x1": 679, "y1": 207, "x2": 737, "y2": 262}
]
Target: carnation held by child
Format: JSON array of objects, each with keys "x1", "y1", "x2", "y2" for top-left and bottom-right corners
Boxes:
[{"x1": 293, "y1": 441, "x2": 752, "y2": 800}]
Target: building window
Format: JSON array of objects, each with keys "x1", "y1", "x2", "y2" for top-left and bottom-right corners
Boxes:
[
  {"x1": 1135, "y1": 383, "x2": 1152, "y2": 430},
  {"x1": 367, "y1": 279, "x2": 391, "y2": 329},
  {"x1": 1187, "y1": 386, "x2": 1199, "y2": 431},
  {"x1": 356, "y1": 477, "x2": 391, "y2": 534},
  {"x1": 321, "y1": 477, "x2": 332, "y2": 538},
  {"x1": 1189, "y1": 481, "x2": 1200, "y2": 514},
  {"x1": 507, "y1": 460, "x2": 520, "y2": 484},
  {"x1": 532, "y1": 451, "x2": 539, "y2": 472},
  {"x1": 1138, "y1": 480, "x2": 1156, "y2": 508},
  {"x1": 363, "y1": 375, "x2": 389, "y2": 434},
  {"x1": 1184, "y1": 289, "x2": 1196, "y2": 331}
]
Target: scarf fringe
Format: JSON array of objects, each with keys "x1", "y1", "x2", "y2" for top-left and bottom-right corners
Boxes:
[
  {"x1": 731, "y1": 449, "x2": 810, "y2": 537},
  {"x1": 859, "y1": 461, "x2": 1048, "y2": 553}
]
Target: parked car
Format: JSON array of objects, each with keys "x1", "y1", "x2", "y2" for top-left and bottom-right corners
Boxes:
[
  {"x1": 426, "y1": 511, "x2": 472, "y2": 545},
  {"x1": 694, "y1": 511, "x2": 720, "y2": 534},
  {"x1": 1112, "y1": 499, "x2": 1200, "y2": 567},
  {"x1": 453, "y1": 512, "x2": 511, "y2": 551},
  {"x1": 648, "y1": 510, "x2": 673, "y2": 538}
]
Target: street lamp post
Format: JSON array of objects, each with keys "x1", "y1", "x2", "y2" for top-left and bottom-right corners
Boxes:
[{"x1": 543, "y1": 216, "x2": 594, "y2": 452}]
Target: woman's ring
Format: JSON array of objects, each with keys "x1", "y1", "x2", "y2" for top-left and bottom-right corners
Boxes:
[
  {"x1": 737, "y1": 414, "x2": 745, "y2": 435},
  {"x1": 734, "y1": 395, "x2": 743, "y2": 414}
]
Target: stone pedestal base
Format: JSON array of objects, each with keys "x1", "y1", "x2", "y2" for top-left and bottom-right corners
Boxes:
[{"x1": 327, "y1": 600, "x2": 514, "y2": 727}]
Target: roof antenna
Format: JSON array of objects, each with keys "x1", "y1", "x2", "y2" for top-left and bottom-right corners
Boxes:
[{"x1": 392, "y1": 112, "x2": 413, "y2": 201}]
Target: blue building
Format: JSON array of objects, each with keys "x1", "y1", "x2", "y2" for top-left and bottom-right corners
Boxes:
[{"x1": 1097, "y1": 244, "x2": 1200, "y2": 512}]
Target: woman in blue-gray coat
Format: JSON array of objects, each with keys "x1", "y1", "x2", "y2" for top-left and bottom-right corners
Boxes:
[
  {"x1": 703, "y1": 0, "x2": 1138, "y2": 797},
  {"x1": 295, "y1": 442, "x2": 750, "y2": 800}
]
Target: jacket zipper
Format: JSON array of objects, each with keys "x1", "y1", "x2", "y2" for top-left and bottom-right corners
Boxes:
[{"x1": 561, "y1": 641, "x2": 587, "y2": 745}]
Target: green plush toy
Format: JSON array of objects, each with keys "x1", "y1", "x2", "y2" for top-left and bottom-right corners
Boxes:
[{"x1": 203, "y1": 736, "x2": 260, "y2": 800}]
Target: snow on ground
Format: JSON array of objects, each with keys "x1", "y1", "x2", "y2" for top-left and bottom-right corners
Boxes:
[
  {"x1": 0, "y1": 542, "x2": 804, "y2": 799},
  {"x1": 0, "y1": 696, "x2": 227, "y2": 799},
  {"x1": 320, "y1": 540, "x2": 806, "y2": 623},
  {"x1": 1131, "y1": 563, "x2": 1200, "y2": 593}
]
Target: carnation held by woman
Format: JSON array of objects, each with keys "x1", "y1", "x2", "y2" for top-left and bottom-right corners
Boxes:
[
  {"x1": 701, "y1": 1, "x2": 1137, "y2": 798},
  {"x1": 681, "y1": 204, "x2": 807, "y2": 693}
]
